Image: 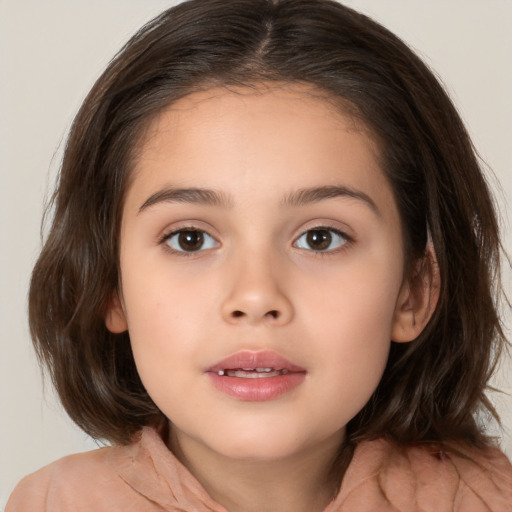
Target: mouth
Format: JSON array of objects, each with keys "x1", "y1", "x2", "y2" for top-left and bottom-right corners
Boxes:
[{"x1": 206, "y1": 350, "x2": 306, "y2": 401}]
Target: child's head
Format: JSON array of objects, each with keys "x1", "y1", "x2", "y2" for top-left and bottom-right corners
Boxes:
[{"x1": 30, "y1": 0, "x2": 505, "y2": 451}]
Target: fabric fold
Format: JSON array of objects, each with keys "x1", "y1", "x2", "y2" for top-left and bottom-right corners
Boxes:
[{"x1": 7, "y1": 426, "x2": 512, "y2": 511}]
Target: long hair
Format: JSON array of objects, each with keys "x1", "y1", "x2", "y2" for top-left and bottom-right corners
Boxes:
[{"x1": 29, "y1": 0, "x2": 507, "y2": 447}]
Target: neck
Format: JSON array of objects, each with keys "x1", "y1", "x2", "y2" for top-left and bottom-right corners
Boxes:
[{"x1": 168, "y1": 427, "x2": 346, "y2": 512}]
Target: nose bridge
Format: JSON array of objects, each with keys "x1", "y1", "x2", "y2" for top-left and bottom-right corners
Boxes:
[{"x1": 220, "y1": 242, "x2": 294, "y2": 325}]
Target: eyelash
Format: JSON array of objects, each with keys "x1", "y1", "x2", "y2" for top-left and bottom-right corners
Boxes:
[
  {"x1": 159, "y1": 226, "x2": 219, "y2": 257},
  {"x1": 294, "y1": 226, "x2": 352, "y2": 255},
  {"x1": 158, "y1": 225, "x2": 352, "y2": 256}
]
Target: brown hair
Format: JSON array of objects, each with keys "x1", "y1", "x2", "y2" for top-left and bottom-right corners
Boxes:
[{"x1": 30, "y1": 0, "x2": 507, "y2": 448}]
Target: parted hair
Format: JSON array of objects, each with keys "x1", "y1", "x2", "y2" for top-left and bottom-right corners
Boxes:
[{"x1": 30, "y1": 0, "x2": 507, "y2": 448}]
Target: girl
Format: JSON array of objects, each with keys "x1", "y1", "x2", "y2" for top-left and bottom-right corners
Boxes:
[{"x1": 6, "y1": 0, "x2": 512, "y2": 510}]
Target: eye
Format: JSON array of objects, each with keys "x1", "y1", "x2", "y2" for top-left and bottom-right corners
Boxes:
[
  {"x1": 163, "y1": 229, "x2": 219, "y2": 253},
  {"x1": 294, "y1": 228, "x2": 348, "y2": 252}
]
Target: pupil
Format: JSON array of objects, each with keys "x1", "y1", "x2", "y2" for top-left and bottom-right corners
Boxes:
[
  {"x1": 307, "y1": 230, "x2": 331, "y2": 250},
  {"x1": 178, "y1": 231, "x2": 204, "y2": 251}
]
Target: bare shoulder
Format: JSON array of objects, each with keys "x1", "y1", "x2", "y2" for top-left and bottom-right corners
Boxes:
[{"x1": 5, "y1": 444, "x2": 159, "y2": 512}]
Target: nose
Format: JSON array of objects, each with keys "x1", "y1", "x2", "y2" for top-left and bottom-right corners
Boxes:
[{"x1": 220, "y1": 253, "x2": 294, "y2": 326}]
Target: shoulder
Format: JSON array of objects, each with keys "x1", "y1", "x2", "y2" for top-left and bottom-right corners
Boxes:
[
  {"x1": 6, "y1": 443, "x2": 162, "y2": 512},
  {"x1": 331, "y1": 438, "x2": 512, "y2": 512},
  {"x1": 7, "y1": 426, "x2": 226, "y2": 512}
]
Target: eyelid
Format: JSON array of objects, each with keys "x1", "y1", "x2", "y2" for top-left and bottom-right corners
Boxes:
[
  {"x1": 157, "y1": 219, "x2": 219, "y2": 243},
  {"x1": 158, "y1": 224, "x2": 220, "y2": 255},
  {"x1": 292, "y1": 224, "x2": 353, "y2": 253}
]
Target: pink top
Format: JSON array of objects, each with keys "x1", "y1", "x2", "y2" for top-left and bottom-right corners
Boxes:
[{"x1": 7, "y1": 427, "x2": 512, "y2": 511}]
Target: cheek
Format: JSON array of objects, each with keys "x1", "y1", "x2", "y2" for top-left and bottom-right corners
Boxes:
[
  {"x1": 297, "y1": 261, "x2": 401, "y2": 416},
  {"x1": 309, "y1": 285, "x2": 393, "y2": 383},
  {"x1": 122, "y1": 251, "x2": 214, "y2": 329},
  {"x1": 302, "y1": 312, "x2": 391, "y2": 435},
  {"x1": 299, "y1": 254, "x2": 402, "y2": 345},
  {"x1": 119, "y1": 258, "x2": 216, "y2": 385}
]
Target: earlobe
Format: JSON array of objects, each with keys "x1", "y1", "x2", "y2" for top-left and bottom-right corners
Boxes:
[
  {"x1": 391, "y1": 244, "x2": 440, "y2": 343},
  {"x1": 105, "y1": 292, "x2": 128, "y2": 333}
]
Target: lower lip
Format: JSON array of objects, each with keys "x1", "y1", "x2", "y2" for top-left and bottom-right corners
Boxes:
[{"x1": 207, "y1": 372, "x2": 306, "y2": 401}]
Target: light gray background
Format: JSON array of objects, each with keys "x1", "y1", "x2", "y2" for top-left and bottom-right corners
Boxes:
[{"x1": 1, "y1": 0, "x2": 511, "y2": 507}]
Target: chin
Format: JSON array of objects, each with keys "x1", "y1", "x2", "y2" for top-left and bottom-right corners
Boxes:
[{"x1": 201, "y1": 422, "x2": 321, "y2": 463}]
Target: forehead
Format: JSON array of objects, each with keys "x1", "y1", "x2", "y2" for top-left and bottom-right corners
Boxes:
[
  {"x1": 126, "y1": 83, "x2": 394, "y2": 216},
  {"x1": 134, "y1": 84, "x2": 377, "y2": 166}
]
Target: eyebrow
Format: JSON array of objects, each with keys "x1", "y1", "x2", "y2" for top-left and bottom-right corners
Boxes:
[
  {"x1": 138, "y1": 187, "x2": 234, "y2": 214},
  {"x1": 282, "y1": 185, "x2": 380, "y2": 215},
  {"x1": 138, "y1": 184, "x2": 380, "y2": 215}
]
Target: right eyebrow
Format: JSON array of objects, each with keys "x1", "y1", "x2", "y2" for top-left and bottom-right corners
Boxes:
[{"x1": 138, "y1": 187, "x2": 234, "y2": 214}]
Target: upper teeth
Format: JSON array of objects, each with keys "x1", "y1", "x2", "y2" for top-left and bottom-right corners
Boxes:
[{"x1": 217, "y1": 368, "x2": 289, "y2": 377}]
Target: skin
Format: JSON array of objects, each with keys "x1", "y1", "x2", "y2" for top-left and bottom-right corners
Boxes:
[{"x1": 106, "y1": 84, "x2": 435, "y2": 512}]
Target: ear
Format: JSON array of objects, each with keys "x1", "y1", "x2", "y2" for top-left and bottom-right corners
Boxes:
[
  {"x1": 391, "y1": 244, "x2": 440, "y2": 343},
  {"x1": 105, "y1": 291, "x2": 128, "y2": 333}
]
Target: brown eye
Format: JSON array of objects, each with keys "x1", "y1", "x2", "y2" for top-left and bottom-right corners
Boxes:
[
  {"x1": 178, "y1": 231, "x2": 204, "y2": 251},
  {"x1": 294, "y1": 228, "x2": 348, "y2": 252},
  {"x1": 164, "y1": 229, "x2": 218, "y2": 252},
  {"x1": 306, "y1": 230, "x2": 331, "y2": 250}
]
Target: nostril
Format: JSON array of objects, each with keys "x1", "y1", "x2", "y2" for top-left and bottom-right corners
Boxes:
[{"x1": 230, "y1": 309, "x2": 280, "y2": 320}]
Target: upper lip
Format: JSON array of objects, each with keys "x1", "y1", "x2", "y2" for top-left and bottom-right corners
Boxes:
[{"x1": 206, "y1": 350, "x2": 306, "y2": 373}]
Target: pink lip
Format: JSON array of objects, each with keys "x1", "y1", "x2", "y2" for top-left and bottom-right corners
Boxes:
[{"x1": 205, "y1": 350, "x2": 306, "y2": 401}]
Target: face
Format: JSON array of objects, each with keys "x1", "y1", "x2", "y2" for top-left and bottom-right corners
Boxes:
[{"x1": 108, "y1": 84, "x2": 417, "y2": 464}]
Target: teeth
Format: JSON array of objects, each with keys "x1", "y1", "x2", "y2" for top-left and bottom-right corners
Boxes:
[
  {"x1": 227, "y1": 369, "x2": 281, "y2": 378},
  {"x1": 217, "y1": 368, "x2": 290, "y2": 378}
]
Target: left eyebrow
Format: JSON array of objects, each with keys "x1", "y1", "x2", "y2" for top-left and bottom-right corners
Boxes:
[{"x1": 281, "y1": 185, "x2": 380, "y2": 216}]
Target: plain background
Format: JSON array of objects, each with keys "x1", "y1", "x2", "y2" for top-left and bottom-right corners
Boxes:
[{"x1": 1, "y1": 0, "x2": 511, "y2": 507}]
